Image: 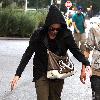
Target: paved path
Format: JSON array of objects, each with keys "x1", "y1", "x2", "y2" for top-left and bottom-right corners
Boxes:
[{"x1": 0, "y1": 40, "x2": 92, "y2": 100}]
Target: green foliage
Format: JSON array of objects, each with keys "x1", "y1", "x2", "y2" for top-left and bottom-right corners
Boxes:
[
  {"x1": 0, "y1": 9, "x2": 47, "y2": 37},
  {"x1": 28, "y1": 0, "x2": 49, "y2": 8},
  {"x1": 33, "y1": 9, "x2": 47, "y2": 28}
]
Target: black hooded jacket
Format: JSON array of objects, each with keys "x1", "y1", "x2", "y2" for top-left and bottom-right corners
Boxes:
[{"x1": 15, "y1": 5, "x2": 90, "y2": 81}]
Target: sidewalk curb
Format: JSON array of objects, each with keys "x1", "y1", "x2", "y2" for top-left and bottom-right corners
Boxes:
[{"x1": 0, "y1": 37, "x2": 30, "y2": 40}]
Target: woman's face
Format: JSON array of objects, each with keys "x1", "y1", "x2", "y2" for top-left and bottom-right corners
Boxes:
[{"x1": 48, "y1": 23, "x2": 61, "y2": 39}]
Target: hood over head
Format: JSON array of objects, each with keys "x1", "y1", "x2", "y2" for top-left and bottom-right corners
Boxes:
[{"x1": 45, "y1": 5, "x2": 67, "y2": 29}]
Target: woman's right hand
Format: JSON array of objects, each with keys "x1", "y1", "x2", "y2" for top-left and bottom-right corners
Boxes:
[{"x1": 11, "y1": 76, "x2": 20, "y2": 91}]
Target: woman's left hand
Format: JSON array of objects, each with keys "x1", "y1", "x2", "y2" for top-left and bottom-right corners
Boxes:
[
  {"x1": 80, "y1": 66, "x2": 86, "y2": 84},
  {"x1": 80, "y1": 65, "x2": 92, "y2": 84}
]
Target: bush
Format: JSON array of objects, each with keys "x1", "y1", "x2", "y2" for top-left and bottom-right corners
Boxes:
[
  {"x1": 0, "y1": 9, "x2": 47, "y2": 37},
  {"x1": 33, "y1": 9, "x2": 47, "y2": 28}
]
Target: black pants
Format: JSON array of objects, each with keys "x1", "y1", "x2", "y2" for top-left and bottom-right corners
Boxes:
[
  {"x1": 90, "y1": 75, "x2": 100, "y2": 100},
  {"x1": 35, "y1": 75, "x2": 64, "y2": 100}
]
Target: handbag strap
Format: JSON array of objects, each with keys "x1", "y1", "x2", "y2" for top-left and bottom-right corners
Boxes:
[{"x1": 47, "y1": 49, "x2": 67, "y2": 60}]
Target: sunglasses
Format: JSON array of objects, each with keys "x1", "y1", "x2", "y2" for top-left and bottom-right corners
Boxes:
[{"x1": 49, "y1": 27, "x2": 61, "y2": 32}]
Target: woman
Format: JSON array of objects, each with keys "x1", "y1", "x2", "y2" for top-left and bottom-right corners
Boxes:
[{"x1": 11, "y1": 5, "x2": 91, "y2": 100}]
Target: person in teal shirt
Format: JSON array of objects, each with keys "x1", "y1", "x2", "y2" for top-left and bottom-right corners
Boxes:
[{"x1": 72, "y1": 6, "x2": 86, "y2": 53}]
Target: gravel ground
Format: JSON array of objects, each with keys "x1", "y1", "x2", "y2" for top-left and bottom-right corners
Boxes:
[{"x1": 0, "y1": 40, "x2": 92, "y2": 100}]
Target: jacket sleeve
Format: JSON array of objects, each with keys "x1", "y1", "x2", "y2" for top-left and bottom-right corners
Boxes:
[
  {"x1": 15, "y1": 30, "x2": 38, "y2": 77},
  {"x1": 66, "y1": 32, "x2": 90, "y2": 66}
]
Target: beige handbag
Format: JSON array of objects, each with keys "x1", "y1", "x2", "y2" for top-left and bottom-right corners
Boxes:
[{"x1": 47, "y1": 49, "x2": 75, "y2": 79}]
